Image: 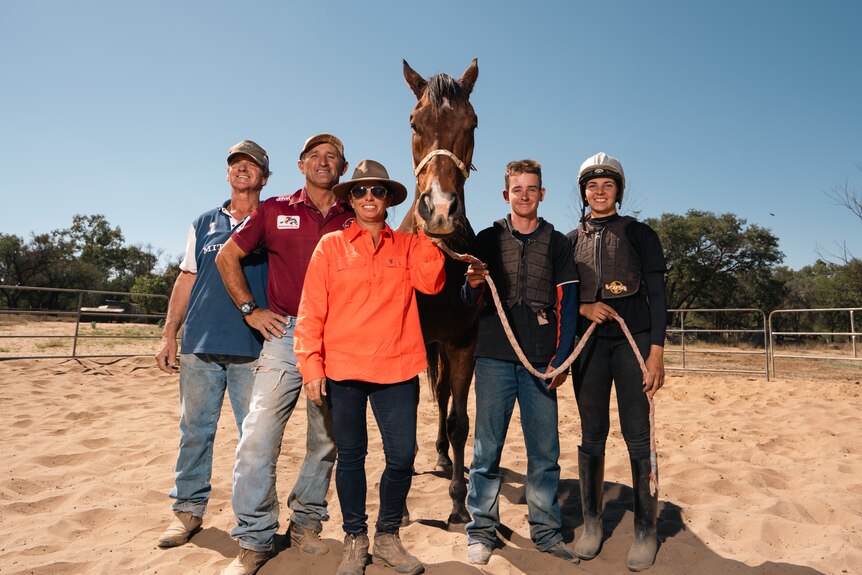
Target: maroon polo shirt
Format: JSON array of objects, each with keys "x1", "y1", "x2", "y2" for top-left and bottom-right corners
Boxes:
[{"x1": 232, "y1": 188, "x2": 354, "y2": 317}]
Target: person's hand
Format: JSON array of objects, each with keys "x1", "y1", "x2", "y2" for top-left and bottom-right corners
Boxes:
[
  {"x1": 303, "y1": 377, "x2": 326, "y2": 406},
  {"x1": 155, "y1": 337, "x2": 179, "y2": 374},
  {"x1": 465, "y1": 263, "x2": 488, "y2": 288},
  {"x1": 579, "y1": 302, "x2": 617, "y2": 324},
  {"x1": 244, "y1": 308, "x2": 288, "y2": 341},
  {"x1": 643, "y1": 345, "x2": 665, "y2": 399},
  {"x1": 547, "y1": 366, "x2": 568, "y2": 390}
]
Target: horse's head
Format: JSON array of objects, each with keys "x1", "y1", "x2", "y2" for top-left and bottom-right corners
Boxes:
[{"x1": 403, "y1": 59, "x2": 478, "y2": 238}]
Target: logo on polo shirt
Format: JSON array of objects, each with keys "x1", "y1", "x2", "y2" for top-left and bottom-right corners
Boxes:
[
  {"x1": 277, "y1": 215, "x2": 300, "y2": 229},
  {"x1": 342, "y1": 217, "x2": 355, "y2": 229}
]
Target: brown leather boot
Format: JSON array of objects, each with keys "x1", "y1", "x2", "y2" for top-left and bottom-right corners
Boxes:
[
  {"x1": 373, "y1": 531, "x2": 424, "y2": 574},
  {"x1": 337, "y1": 533, "x2": 370, "y2": 575},
  {"x1": 157, "y1": 511, "x2": 202, "y2": 548}
]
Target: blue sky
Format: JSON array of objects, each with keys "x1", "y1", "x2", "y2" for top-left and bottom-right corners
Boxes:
[{"x1": 3, "y1": 0, "x2": 860, "y2": 271}]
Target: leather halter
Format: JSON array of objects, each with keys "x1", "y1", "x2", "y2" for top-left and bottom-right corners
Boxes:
[{"x1": 413, "y1": 149, "x2": 471, "y2": 180}]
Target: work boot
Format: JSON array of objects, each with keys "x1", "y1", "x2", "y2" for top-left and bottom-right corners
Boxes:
[
  {"x1": 574, "y1": 448, "x2": 605, "y2": 560},
  {"x1": 373, "y1": 531, "x2": 424, "y2": 574},
  {"x1": 627, "y1": 457, "x2": 658, "y2": 572},
  {"x1": 544, "y1": 541, "x2": 580, "y2": 564},
  {"x1": 466, "y1": 542, "x2": 492, "y2": 565},
  {"x1": 289, "y1": 521, "x2": 329, "y2": 555},
  {"x1": 157, "y1": 511, "x2": 202, "y2": 548},
  {"x1": 337, "y1": 533, "x2": 370, "y2": 575},
  {"x1": 221, "y1": 547, "x2": 273, "y2": 575}
]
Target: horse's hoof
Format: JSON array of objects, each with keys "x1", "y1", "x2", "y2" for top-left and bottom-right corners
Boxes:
[
  {"x1": 447, "y1": 509, "x2": 471, "y2": 525},
  {"x1": 436, "y1": 456, "x2": 453, "y2": 473}
]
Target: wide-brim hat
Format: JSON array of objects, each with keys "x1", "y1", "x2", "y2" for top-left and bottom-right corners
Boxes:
[{"x1": 332, "y1": 159, "x2": 408, "y2": 206}]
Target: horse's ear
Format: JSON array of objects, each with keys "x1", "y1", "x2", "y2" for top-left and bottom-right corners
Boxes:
[
  {"x1": 403, "y1": 59, "x2": 427, "y2": 100},
  {"x1": 458, "y1": 58, "x2": 479, "y2": 95}
]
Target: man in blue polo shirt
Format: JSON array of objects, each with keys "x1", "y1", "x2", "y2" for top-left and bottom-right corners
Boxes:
[{"x1": 155, "y1": 140, "x2": 270, "y2": 549}]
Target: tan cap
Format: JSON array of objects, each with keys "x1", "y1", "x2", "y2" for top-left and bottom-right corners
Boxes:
[
  {"x1": 299, "y1": 133, "x2": 345, "y2": 160},
  {"x1": 228, "y1": 140, "x2": 270, "y2": 173},
  {"x1": 332, "y1": 159, "x2": 408, "y2": 206}
]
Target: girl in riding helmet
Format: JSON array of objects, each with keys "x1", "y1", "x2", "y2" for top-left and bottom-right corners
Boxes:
[{"x1": 568, "y1": 152, "x2": 667, "y2": 571}]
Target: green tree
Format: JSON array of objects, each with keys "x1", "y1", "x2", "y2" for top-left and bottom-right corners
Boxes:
[{"x1": 646, "y1": 210, "x2": 784, "y2": 310}]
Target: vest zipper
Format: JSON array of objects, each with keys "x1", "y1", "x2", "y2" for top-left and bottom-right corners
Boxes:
[{"x1": 594, "y1": 227, "x2": 604, "y2": 299}]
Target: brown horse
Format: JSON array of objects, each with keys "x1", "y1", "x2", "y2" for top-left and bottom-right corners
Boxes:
[{"x1": 398, "y1": 59, "x2": 480, "y2": 524}]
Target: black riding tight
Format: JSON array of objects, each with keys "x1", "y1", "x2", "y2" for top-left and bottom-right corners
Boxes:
[{"x1": 572, "y1": 331, "x2": 652, "y2": 460}]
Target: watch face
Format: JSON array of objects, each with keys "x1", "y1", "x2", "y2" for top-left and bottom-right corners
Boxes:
[{"x1": 240, "y1": 302, "x2": 255, "y2": 315}]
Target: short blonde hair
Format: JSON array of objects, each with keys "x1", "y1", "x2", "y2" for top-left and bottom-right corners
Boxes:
[{"x1": 505, "y1": 159, "x2": 542, "y2": 189}]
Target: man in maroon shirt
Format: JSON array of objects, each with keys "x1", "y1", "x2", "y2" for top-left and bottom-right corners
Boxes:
[{"x1": 216, "y1": 134, "x2": 354, "y2": 575}]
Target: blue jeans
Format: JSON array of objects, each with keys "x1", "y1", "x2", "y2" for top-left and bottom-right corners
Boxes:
[
  {"x1": 466, "y1": 357, "x2": 563, "y2": 551},
  {"x1": 327, "y1": 378, "x2": 417, "y2": 536},
  {"x1": 171, "y1": 353, "x2": 257, "y2": 517},
  {"x1": 230, "y1": 318, "x2": 336, "y2": 553},
  {"x1": 573, "y1": 331, "x2": 653, "y2": 459},
  {"x1": 170, "y1": 353, "x2": 257, "y2": 517}
]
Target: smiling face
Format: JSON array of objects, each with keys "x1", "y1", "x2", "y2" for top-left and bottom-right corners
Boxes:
[
  {"x1": 503, "y1": 172, "x2": 544, "y2": 220},
  {"x1": 298, "y1": 142, "x2": 347, "y2": 192},
  {"x1": 348, "y1": 179, "x2": 389, "y2": 227},
  {"x1": 584, "y1": 177, "x2": 619, "y2": 218},
  {"x1": 227, "y1": 155, "x2": 267, "y2": 192}
]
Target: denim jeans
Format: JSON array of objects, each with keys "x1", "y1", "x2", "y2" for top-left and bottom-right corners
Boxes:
[
  {"x1": 171, "y1": 353, "x2": 257, "y2": 518},
  {"x1": 229, "y1": 317, "x2": 336, "y2": 553},
  {"x1": 572, "y1": 331, "x2": 653, "y2": 460},
  {"x1": 327, "y1": 378, "x2": 417, "y2": 536},
  {"x1": 466, "y1": 357, "x2": 563, "y2": 551}
]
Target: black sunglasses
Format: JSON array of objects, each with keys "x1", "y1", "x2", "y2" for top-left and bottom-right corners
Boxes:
[{"x1": 350, "y1": 186, "x2": 388, "y2": 199}]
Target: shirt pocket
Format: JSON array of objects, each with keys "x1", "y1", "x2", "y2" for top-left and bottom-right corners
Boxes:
[
  {"x1": 335, "y1": 256, "x2": 367, "y2": 301},
  {"x1": 382, "y1": 256, "x2": 410, "y2": 301}
]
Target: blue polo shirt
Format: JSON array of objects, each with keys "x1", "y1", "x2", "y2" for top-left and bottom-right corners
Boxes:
[{"x1": 180, "y1": 201, "x2": 268, "y2": 357}]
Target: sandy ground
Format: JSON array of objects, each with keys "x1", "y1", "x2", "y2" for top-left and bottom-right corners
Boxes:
[{"x1": 0, "y1": 352, "x2": 860, "y2": 575}]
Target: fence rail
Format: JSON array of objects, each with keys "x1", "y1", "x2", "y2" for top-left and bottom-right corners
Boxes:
[
  {"x1": 768, "y1": 307, "x2": 861, "y2": 377},
  {"x1": 2, "y1": 286, "x2": 861, "y2": 379},
  {"x1": 665, "y1": 308, "x2": 770, "y2": 380},
  {"x1": 0, "y1": 285, "x2": 167, "y2": 359}
]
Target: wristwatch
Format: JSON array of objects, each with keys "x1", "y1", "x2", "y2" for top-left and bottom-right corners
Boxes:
[{"x1": 239, "y1": 301, "x2": 258, "y2": 317}]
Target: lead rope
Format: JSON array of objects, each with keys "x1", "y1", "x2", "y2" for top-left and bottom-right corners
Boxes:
[{"x1": 434, "y1": 240, "x2": 658, "y2": 494}]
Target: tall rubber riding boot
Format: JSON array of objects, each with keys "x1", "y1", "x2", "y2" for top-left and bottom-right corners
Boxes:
[
  {"x1": 627, "y1": 457, "x2": 658, "y2": 572},
  {"x1": 574, "y1": 448, "x2": 605, "y2": 560}
]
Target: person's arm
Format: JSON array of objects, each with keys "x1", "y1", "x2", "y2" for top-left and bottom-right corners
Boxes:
[
  {"x1": 294, "y1": 242, "x2": 331, "y2": 406},
  {"x1": 216, "y1": 237, "x2": 286, "y2": 341},
  {"x1": 155, "y1": 270, "x2": 196, "y2": 374},
  {"x1": 408, "y1": 230, "x2": 446, "y2": 295},
  {"x1": 547, "y1": 281, "x2": 579, "y2": 389},
  {"x1": 643, "y1": 269, "x2": 667, "y2": 397}
]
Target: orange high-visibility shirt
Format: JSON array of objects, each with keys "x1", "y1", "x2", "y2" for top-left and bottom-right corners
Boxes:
[{"x1": 295, "y1": 221, "x2": 445, "y2": 384}]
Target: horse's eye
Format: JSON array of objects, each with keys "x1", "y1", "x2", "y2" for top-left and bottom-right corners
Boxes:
[{"x1": 410, "y1": 122, "x2": 420, "y2": 134}]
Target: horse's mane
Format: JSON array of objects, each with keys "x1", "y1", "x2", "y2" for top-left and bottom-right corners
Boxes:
[{"x1": 426, "y1": 73, "x2": 468, "y2": 112}]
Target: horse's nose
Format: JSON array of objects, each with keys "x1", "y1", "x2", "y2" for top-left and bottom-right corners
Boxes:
[{"x1": 418, "y1": 189, "x2": 461, "y2": 235}]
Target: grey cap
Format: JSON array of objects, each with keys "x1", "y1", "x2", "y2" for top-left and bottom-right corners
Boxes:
[{"x1": 228, "y1": 140, "x2": 270, "y2": 173}]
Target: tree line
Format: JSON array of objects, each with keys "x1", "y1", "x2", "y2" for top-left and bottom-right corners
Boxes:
[{"x1": 1, "y1": 211, "x2": 860, "y2": 329}]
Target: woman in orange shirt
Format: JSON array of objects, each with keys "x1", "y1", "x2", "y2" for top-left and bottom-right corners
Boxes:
[{"x1": 295, "y1": 160, "x2": 444, "y2": 575}]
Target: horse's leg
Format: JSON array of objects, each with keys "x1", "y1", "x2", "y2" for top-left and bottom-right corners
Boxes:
[
  {"x1": 434, "y1": 350, "x2": 453, "y2": 471},
  {"x1": 444, "y1": 343, "x2": 476, "y2": 525}
]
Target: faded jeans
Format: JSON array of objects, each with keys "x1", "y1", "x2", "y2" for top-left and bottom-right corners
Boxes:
[
  {"x1": 466, "y1": 357, "x2": 563, "y2": 551},
  {"x1": 171, "y1": 353, "x2": 257, "y2": 518},
  {"x1": 229, "y1": 317, "x2": 336, "y2": 553}
]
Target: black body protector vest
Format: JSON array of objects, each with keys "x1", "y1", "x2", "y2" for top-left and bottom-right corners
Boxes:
[
  {"x1": 494, "y1": 217, "x2": 557, "y2": 315},
  {"x1": 574, "y1": 216, "x2": 642, "y2": 302}
]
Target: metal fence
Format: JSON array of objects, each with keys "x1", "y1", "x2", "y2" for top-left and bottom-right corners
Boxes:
[
  {"x1": 768, "y1": 307, "x2": 861, "y2": 377},
  {"x1": 665, "y1": 308, "x2": 770, "y2": 380},
  {"x1": 0, "y1": 285, "x2": 167, "y2": 359}
]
